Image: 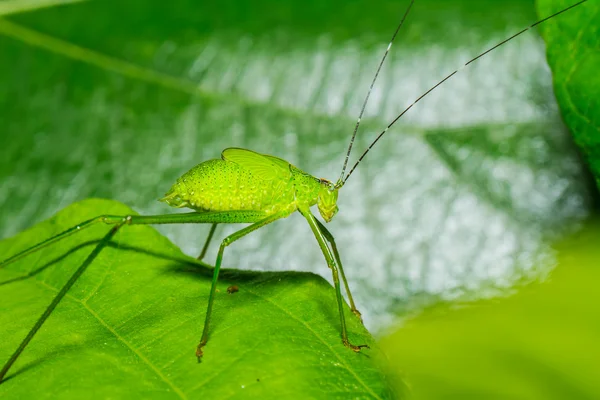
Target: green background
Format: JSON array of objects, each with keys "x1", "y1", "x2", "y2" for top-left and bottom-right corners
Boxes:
[
  {"x1": 382, "y1": 218, "x2": 600, "y2": 399},
  {"x1": 0, "y1": 0, "x2": 598, "y2": 398}
]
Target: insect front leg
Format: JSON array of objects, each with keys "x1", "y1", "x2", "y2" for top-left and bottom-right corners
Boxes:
[
  {"x1": 196, "y1": 210, "x2": 291, "y2": 360},
  {"x1": 299, "y1": 207, "x2": 369, "y2": 353},
  {"x1": 314, "y1": 219, "x2": 363, "y2": 324}
]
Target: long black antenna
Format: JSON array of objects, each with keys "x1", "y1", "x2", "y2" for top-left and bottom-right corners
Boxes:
[
  {"x1": 342, "y1": 0, "x2": 588, "y2": 185},
  {"x1": 336, "y1": 0, "x2": 415, "y2": 187}
]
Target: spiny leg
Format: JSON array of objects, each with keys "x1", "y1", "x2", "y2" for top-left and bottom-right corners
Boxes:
[
  {"x1": 0, "y1": 223, "x2": 124, "y2": 382},
  {"x1": 0, "y1": 210, "x2": 269, "y2": 383},
  {"x1": 315, "y1": 219, "x2": 363, "y2": 323},
  {"x1": 196, "y1": 210, "x2": 290, "y2": 360},
  {"x1": 300, "y1": 208, "x2": 368, "y2": 352},
  {"x1": 197, "y1": 223, "x2": 217, "y2": 260},
  {"x1": 0, "y1": 216, "x2": 110, "y2": 269},
  {"x1": 0, "y1": 211, "x2": 268, "y2": 271}
]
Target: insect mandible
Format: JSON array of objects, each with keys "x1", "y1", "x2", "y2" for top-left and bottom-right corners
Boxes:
[{"x1": 0, "y1": 0, "x2": 589, "y2": 382}]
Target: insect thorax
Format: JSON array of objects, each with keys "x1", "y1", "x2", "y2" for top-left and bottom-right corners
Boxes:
[{"x1": 291, "y1": 167, "x2": 340, "y2": 222}]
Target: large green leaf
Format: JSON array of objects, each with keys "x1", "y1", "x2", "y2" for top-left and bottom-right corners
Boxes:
[
  {"x1": 0, "y1": 199, "x2": 395, "y2": 398},
  {"x1": 0, "y1": 0, "x2": 596, "y2": 333},
  {"x1": 537, "y1": 0, "x2": 600, "y2": 189},
  {"x1": 380, "y1": 219, "x2": 600, "y2": 399}
]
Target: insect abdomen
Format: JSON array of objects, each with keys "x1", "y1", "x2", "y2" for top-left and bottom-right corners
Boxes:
[{"x1": 161, "y1": 159, "x2": 293, "y2": 213}]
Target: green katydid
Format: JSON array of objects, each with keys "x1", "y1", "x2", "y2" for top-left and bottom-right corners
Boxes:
[{"x1": 0, "y1": 0, "x2": 589, "y2": 383}]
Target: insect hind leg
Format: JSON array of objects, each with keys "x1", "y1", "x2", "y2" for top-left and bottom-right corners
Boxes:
[
  {"x1": 0, "y1": 209, "x2": 269, "y2": 382},
  {"x1": 0, "y1": 223, "x2": 125, "y2": 383},
  {"x1": 0, "y1": 215, "x2": 123, "y2": 270}
]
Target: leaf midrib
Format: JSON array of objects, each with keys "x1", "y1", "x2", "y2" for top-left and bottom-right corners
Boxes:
[{"x1": 0, "y1": 0, "x2": 86, "y2": 17}]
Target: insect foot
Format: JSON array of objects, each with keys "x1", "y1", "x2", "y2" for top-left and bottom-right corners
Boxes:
[
  {"x1": 196, "y1": 343, "x2": 206, "y2": 362},
  {"x1": 343, "y1": 339, "x2": 370, "y2": 353}
]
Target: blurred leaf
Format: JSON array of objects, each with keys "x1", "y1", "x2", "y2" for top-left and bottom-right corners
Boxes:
[
  {"x1": 0, "y1": 0, "x2": 84, "y2": 17},
  {"x1": 537, "y1": 0, "x2": 600, "y2": 190},
  {"x1": 380, "y1": 219, "x2": 600, "y2": 399},
  {"x1": 0, "y1": 199, "x2": 395, "y2": 399},
  {"x1": 0, "y1": 0, "x2": 596, "y2": 330}
]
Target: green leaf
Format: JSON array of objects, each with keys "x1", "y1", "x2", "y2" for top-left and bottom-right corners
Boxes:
[
  {"x1": 537, "y1": 0, "x2": 600, "y2": 190},
  {"x1": 380, "y1": 219, "x2": 600, "y2": 399},
  {"x1": 0, "y1": 199, "x2": 396, "y2": 399},
  {"x1": 0, "y1": 0, "x2": 596, "y2": 333}
]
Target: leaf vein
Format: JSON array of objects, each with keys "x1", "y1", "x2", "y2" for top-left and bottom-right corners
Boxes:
[
  {"x1": 0, "y1": 19, "x2": 201, "y2": 96},
  {"x1": 244, "y1": 288, "x2": 382, "y2": 400},
  {"x1": 37, "y1": 280, "x2": 188, "y2": 399}
]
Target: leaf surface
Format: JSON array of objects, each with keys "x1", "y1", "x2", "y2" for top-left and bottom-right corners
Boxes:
[
  {"x1": 0, "y1": 0, "x2": 596, "y2": 333},
  {"x1": 537, "y1": 0, "x2": 600, "y2": 189},
  {"x1": 0, "y1": 199, "x2": 395, "y2": 399}
]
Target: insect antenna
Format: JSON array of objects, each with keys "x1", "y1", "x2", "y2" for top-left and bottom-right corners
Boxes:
[
  {"x1": 336, "y1": 0, "x2": 415, "y2": 188},
  {"x1": 342, "y1": 0, "x2": 588, "y2": 185}
]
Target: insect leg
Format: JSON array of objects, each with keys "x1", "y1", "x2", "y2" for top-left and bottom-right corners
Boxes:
[
  {"x1": 197, "y1": 223, "x2": 218, "y2": 260},
  {"x1": 196, "y1": 210, "x2": 290, "y2": 360},
  {"x1": 0, "y1": 210, "x2": 268, "y2": 382},
  {"x1": 0, "y1": 215, "x2": 112, "y2": 269},
  {"x1": 0, "y1": 222, "x2": 125, "y2": 383},
  {"x1": 0, "y1": 212, "x2": 264, "y2": 270},
  {"x1": 314, "y1": 219, "x2": 363, "y2": 324},
  {"x1": 300, "y1": 208, "x2": 369, "y2": 352}
]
